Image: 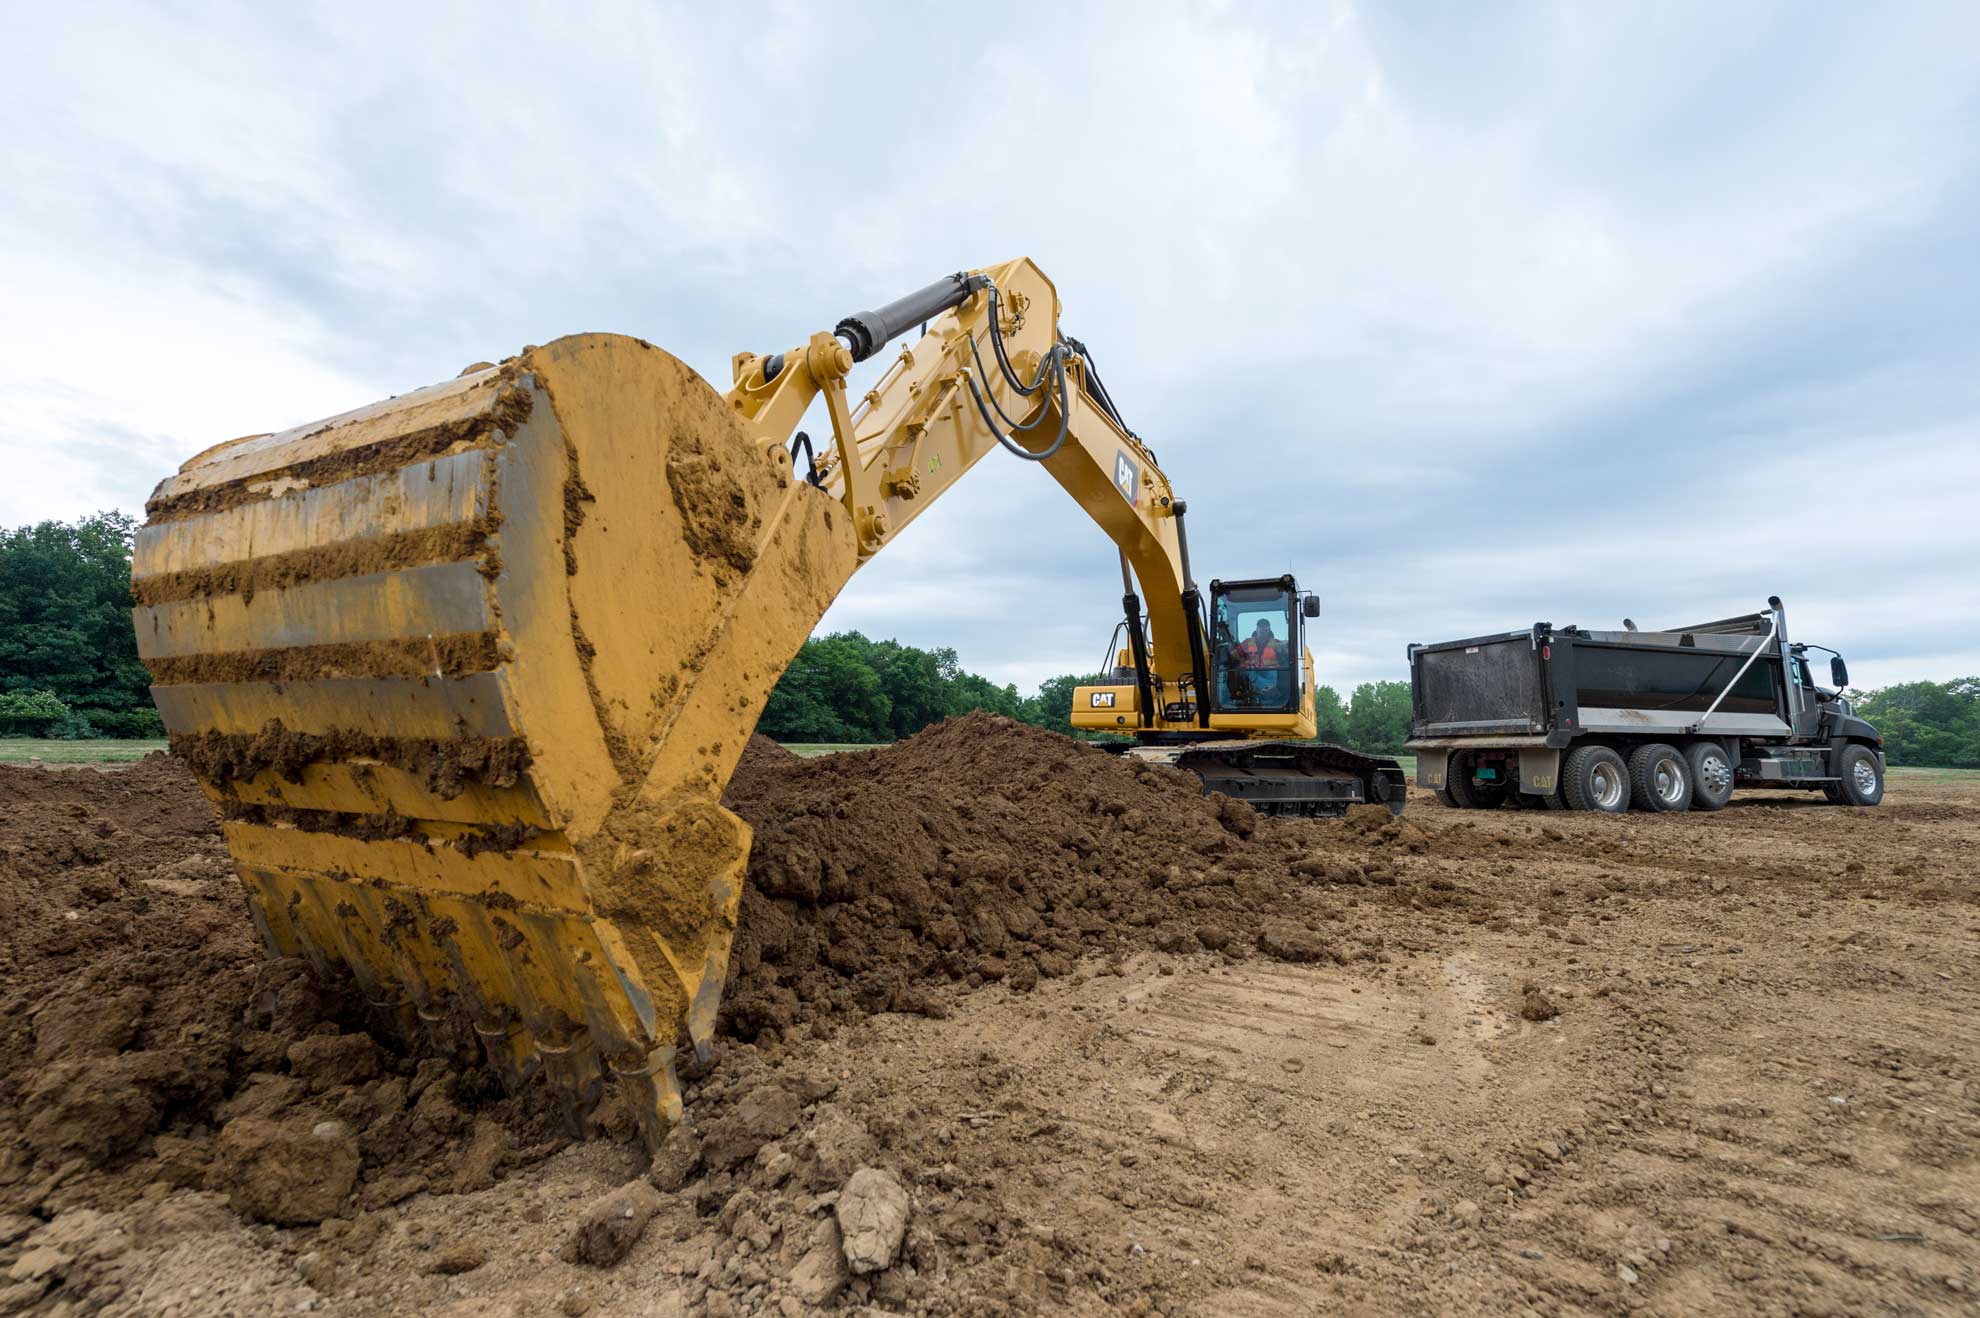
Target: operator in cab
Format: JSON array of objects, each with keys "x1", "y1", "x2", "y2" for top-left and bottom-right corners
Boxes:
[{"x1": 1238, "y1": 618, "x2": 1283, "y2": 670}]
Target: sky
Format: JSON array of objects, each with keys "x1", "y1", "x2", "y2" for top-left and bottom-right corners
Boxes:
[{"x1": 4, "y1": 1, "x2": 1977, "y2": 696}]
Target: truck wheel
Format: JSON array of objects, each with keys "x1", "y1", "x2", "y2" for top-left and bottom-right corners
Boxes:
[
  {"x1": 1434, "y1": 787, "x2": 1458, "y2": 809},
  {"x1": 1832, "y1": 745, "x2": 1884, "y2": 807},
  {"x1": 1562, "y1": 745, "x2": 1630, "y2": 813},
  {"x1": 1628, "y1": 743, "x2": 1692, "y2": 812},
  {"x1": 1445, "y1": 754, "x2": 1507, "y2": 809},
  {"x1": 1685, "y1": 742, "x2": 1735, "y2": 811}
]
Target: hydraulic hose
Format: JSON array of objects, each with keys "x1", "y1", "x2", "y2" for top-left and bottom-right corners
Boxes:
[
  {"x1": 983, "y1": 281, "x2": 1048, "y2": 397},
  {"x1": 967, "y1": 331, "x2": 1058, "y2": 433},
  {"x1": 962, "y1": 339, "x2": 1072, "y2": 462}
]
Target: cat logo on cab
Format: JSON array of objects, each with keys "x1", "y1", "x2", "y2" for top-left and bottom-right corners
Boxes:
[{"x1": 1090, "y1": 691, "x2": 1116, "y2": 708}]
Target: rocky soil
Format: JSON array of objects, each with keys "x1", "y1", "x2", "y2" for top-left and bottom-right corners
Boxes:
[{"x1": 0, "y1": 719, "x2": 1974, "y2": 1315}]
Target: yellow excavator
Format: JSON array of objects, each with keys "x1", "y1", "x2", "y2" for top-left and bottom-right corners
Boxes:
[{"x1": 132, "y1": 258, "x2": 1404, "y2": 1146}]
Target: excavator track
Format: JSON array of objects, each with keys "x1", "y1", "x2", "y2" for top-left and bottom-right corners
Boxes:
[
  {"x1": 1159, "y1": 741, "x2": 1408, "y2": 818},
  {"x1": 135, "y1": 335, "x2": 858, "y2": 1147}
]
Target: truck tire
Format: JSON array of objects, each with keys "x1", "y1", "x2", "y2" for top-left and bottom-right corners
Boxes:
[
  {"x1": 1562, "y1": 745, "x2": 1630, "y2": 813},
  {"x1": 1627, "y1": 743, "x2": 1692, "y2": 812},
  {"x1": 1831, "y1": 744, "x2": 1884, "y2": 807},
  {"x1": 1685, "y1": 742, "x2": 1735, "y2": 811},
  {"x1": 1445, "y1": 754, "x2": 1507, "y2": 810},
  {"x1": 1434, "y1": 787, "x2": 1458, "y2": 809}
]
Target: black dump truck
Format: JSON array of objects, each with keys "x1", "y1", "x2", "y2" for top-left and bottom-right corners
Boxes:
[{"x1": 1405, "y1": 596, "x2": 1885, "y2": 813}]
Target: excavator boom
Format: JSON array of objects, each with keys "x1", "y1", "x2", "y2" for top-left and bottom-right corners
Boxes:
[{"x1": 134, "y1": 260, "x2": 1386, "y2": 1143}]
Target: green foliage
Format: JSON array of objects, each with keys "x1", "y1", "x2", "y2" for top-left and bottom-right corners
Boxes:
[
  {"x1": 1850, "y1": 678, "x2": 1978, "y2": 768},
  {"x1": 1313, "y1": 684, "x2": 1351, "y2": 746},
  {"x1": 1343, "y1": 679, "x2": 1413, "y2": 754},
  {"x1": 0, "y1": 513, "x2": 162, "y2": 738},
  {"x1": 0, "y1": 688, "x2": 78, "y2": 737},
  {"x1": 758, "y1": 630, "x2": 1103, "y2": 744},
  {"x1": 1016, "y1": 673, "x2": 1107, "y2": 738},
  {"x1": 758, "y1": 634, "x2": 891, "y2": 743}
]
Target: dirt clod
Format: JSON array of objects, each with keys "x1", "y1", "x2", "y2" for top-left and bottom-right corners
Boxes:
[
  {"x1": 430, "y1": 1241, "x2": 489, "y2": 1275},
  {"x1": 213, "y1": 1117, "x2": 360, "y2": 1225},
  {"x1": 647, "y1": 1122, "x2": 702, "y2": 1192},
  {"x1": 699, "y1": 1086, "x2": 800, "y2": 1171},
  {"x1": 790, "y1": 1219, "x2": 851, "y2": 1304},
  {"x1": 571, "y1": 1179, "x2": 663, "y2": 1267},
  {"x1": 835, "y1": 1167, "x2": 910, "y2": 1275}
]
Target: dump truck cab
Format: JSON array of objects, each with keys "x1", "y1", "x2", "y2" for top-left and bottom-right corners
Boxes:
[{"x1": 1786, "y1": 643, "x2": 1879, "y2": 743}]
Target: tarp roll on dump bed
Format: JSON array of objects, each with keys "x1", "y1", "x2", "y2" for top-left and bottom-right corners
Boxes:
[{"x1": 133, "y1": 336, "x2": 863, "y2": 1146}]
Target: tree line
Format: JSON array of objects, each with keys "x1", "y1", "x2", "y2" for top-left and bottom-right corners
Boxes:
[
  {"x1": 757, "y1": 628, "x2": 1421, "y2": 754},
  {"x1": 756, "y1": 631, "x2": 1097, "y2": 742},
  {"x1": 1851, "y1": 679, "x2": 1980, "y2": 769},
  {"x1": 3, "y1": 514, "x2": 1976, "y2": 767},
  {"x1": 1, "y1": 513, "x2": 162, "y2": 737}
]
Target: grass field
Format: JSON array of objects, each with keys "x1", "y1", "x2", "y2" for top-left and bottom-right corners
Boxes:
[
  {"x1": 0, "y1": 738, "x2": 167, "y2": 763},
  {"x1": 4, "y1": 737, "x2": 1970, "y2": 788},
  {"x1": 1888, "y1": 764, "x2": 1980, "y2": 783},
  {"x1": 783, "y1": 743, "x2": 886, "y2": 758}
]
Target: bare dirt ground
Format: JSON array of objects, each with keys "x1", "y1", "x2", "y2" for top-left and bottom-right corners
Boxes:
[{"x1": 0, "y1": 724, "x2": 1974, "y2": 1316}]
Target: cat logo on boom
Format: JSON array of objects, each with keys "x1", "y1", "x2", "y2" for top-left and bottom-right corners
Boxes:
[{"x1": 1113, "y1": 450, "x2": 1138, "y2": 504}]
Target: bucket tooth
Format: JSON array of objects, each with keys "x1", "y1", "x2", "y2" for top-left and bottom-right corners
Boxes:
[
  {"x1": 437, "y1": 909, "x2": 539, "y2": 1091},
  {"x1": 138, "y1": 335, "x2": 862, "y2": 1135},
  {"x1": 612, "y1": 1046, "x2": 686, "y2": 1154},
  {"x1": 472, "y1": 1019, "x2": 536, "y2": 1093},
  {"x1": 536, "y1": 1030, "x2": 606, "y2": 1136}
]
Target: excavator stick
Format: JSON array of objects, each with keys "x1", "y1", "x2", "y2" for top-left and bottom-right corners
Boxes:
[{"x1": 134, "y1": 335, "x2": 858, "y2": 1146}]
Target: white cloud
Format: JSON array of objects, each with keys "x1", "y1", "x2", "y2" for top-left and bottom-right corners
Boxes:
[{"x1": 2, "y1": 0, "x2": 1976, "y2": 693}]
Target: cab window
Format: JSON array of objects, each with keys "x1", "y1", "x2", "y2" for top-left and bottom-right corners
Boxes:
[{"x1": 1211, "y1": 583, "x2": 1296, "y2": 712}]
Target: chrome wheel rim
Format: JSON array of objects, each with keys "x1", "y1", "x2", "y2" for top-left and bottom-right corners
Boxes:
[
  {"x1": 1654, "y1": 756, "x2": 1685, "y2": 805},
  {"x1": 1852, "y1": 758, "x2": 1878, "y2": 797},
  {"x1": 1698, "y1": 752, "x2": 1730, "y2": 795},
  {"x1": 1592, "y1": 762, "x2": 1625, "y2": 810}
]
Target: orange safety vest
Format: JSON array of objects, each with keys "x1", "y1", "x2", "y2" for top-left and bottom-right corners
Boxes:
[{"x1": 1238, "y1": 638, "x2": 1281, "y2": 669}]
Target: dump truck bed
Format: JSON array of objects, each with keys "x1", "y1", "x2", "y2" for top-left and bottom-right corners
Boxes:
[{"x1": 1407, "y1": 623, "x2": 1792, "y2": 748}]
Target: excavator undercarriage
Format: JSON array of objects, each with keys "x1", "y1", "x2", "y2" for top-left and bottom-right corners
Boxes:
[{"x1": 1171, "y1": 742, "x2": 1408, "y2": 818}]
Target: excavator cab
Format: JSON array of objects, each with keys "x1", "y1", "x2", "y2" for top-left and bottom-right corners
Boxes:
[
  {"x1": 1077, "y1": 565, "x2": 1403, "y2": 819},
  {"x1": 1209, "y1": 576, "x2": 1304, "y2": 714}
]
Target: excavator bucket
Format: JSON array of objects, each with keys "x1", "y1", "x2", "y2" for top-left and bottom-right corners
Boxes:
[{"x1": 133, "y1": 335, "x2": 858, "y2": 1145}]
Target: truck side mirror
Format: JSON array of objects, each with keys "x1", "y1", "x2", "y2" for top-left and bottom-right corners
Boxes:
[
  {"x1": 1830, "y1": 656, "x2": 1849, "y2": 688},
  {"x1": 1303, "y1": 596, "x2": 1320, "y2": 619}
]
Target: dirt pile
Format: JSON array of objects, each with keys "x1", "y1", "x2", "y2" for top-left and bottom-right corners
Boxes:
[
  {"x1": 0, "y1": 739, "x2": 1972, "y2": 1313},
  {"x1": 0, "y1": 757, "x2": 567, "y2": 1309},
  {"x1": 717, "y1": 714, "x2": 1438, "y2": 1042}
]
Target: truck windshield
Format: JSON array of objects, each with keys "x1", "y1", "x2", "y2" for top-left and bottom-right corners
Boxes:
[{"x1": 1212, "y1": 583, "x2": 1296, "y2": 712}]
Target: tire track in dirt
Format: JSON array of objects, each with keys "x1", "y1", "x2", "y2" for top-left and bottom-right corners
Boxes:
[{"x1": 0, "y1": 735, "x2": 1973, "y2": 1314}]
